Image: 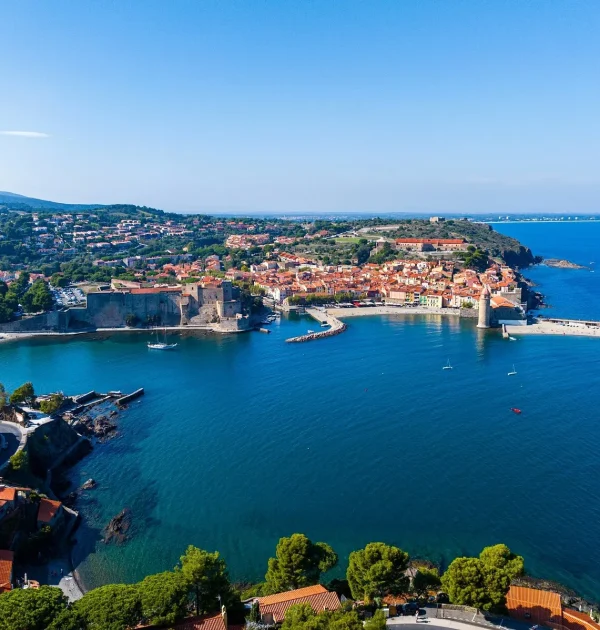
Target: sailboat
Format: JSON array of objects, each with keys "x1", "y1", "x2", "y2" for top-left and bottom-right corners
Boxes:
[
  {"x1": 148, "y1": 328, "x2": 178, "y2": 350},
  {"x1": 442, "y1": 359, "x2": 453, "y2": 370},
  {"x1": 508, "y1": 364, "x2": 517, "y2": 376}
]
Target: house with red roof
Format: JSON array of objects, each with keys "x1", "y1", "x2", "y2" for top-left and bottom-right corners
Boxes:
[
  {"x1": 37, "y1": 497, "x2": 64, "y2": 530},
  {"x1": 254, "y1": 584, "x2": 341, "y2": 625},
  {"x1": 0, "y1": 550, "x2": 14, "y2": 594},
  {"x1": 0, "y1": 486, "x2": 17, "y2": 521},
  {"x1": 507, "y1": 586, "x2": 600, "y2": 630},
  {"x1": 142, "y1": 606, "x2": 238, "y2": 630}
]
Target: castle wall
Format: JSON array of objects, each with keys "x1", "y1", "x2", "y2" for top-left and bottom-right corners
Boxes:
[{"x1": 68, "y1": 292, "x2": 182, "y2": 328}]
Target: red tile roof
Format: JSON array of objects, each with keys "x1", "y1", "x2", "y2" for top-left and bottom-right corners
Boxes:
[
  {"x1": 506, "y1": 586, "x2": 562, "y2": 624},
  {"x1": 173, "y1": 613, "x2": 227, "y2": 630},
  {"x1": 259, "y1": 584, "x2": 328, "y2": 605},
  {"x1": 563, "y1": 609, "x2": 600, "y2": 630},
  {"x1": 37, "y1": 498, "x2": 62, "y2": 524},
  {"x1": 258, "y1": 585, "x2": 341, "y2": 623},
  {"x1": 0, "y1": 487, "x2": 16, "y2": 502},
  {"x1": 0, "y1": 550, "x2": 14, "y2": 593}
]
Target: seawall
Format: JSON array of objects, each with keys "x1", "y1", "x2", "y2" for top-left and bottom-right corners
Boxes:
[{"x1": 285, "y1": 308, "x2": 347, "y2": 343}]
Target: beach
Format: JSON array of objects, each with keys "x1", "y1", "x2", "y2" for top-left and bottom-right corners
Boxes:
[{"x1": 326, "y1": 305, "x2": 459, "y2": 318}]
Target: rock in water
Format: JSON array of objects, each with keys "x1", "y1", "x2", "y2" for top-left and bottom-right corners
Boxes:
[{"x1": 104, "y1": 508, "x2": 133, "y2": 544}]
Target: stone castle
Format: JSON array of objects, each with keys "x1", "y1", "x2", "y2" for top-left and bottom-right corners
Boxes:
[{"x1": 0, "y1": 280, "x2": 250, "y2": 333}]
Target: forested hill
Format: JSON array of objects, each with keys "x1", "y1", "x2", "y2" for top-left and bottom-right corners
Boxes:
[
  {"x1": 355, "y1": 218, "x2": 538, "y2": 268},
  {"x1": 0, "y1": 191, "x2": 105, "y2": 211},
  {"x1": 0, "y1": 192, "x2": 167, "y2": 218}
]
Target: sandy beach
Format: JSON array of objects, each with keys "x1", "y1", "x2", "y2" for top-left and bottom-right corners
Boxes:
[{"x1": 326, "y1": 305, "x2": 460, "y2": 318}]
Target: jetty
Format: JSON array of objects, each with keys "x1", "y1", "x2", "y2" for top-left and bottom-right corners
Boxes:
[
  {"x1": 506, "y1": 317, "x2": 600, "y2": 338},
  {"x1": 116, "y1": 388, "x2": 145, "y2": 406},
  {"x1": 285, "y1": 308, "x2": 347, "y2": 343}
]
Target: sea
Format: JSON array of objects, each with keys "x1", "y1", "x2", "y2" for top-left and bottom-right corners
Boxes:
[{"x1": 1, "y1": 221, "x2": 599, "y2": 599}]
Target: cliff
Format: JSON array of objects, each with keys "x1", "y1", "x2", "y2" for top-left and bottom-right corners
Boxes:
[{"x1": 499, "y1": 245, "x2": 536, "y2": 269}]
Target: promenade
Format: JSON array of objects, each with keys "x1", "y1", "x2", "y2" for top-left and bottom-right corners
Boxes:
[{"x1": 506, "y1": 320, "x2": 600, "y2": 338}]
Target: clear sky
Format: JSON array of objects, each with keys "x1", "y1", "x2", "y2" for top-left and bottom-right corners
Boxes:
[{"x1": 1, "y1": 0, "x2": 599, "y2": 214}]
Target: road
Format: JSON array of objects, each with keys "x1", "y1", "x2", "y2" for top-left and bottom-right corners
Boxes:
[
  {"x1": 388, "y1": 610, "x2": 532, "y2": 630},
  {"x1": 0, "y1": 420, "x2": 27, "y2": 471}
]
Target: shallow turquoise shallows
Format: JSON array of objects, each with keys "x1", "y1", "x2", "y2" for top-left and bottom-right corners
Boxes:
[{"x1": 0, "y1": 221, "x2": 599, "y2": 599}]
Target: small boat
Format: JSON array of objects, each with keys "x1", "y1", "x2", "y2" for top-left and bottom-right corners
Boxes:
[
  {"x1": 508, "y1": 364, "x2": 517, "y2": 376},
  {"x1": 509, "y1": 336, "x2": 517, "y2": 341},
  {"x1": 511, "y1": 407, "x2": 522, "y2": 414},
  {"x1": 321, "y1": 322, "x2": 329, "y2": 327},
  {"x1": 307, "y1": 329, "x2": 315, "y2": 334},
  {"x1": 148, "y1": 328, "x2": 178, "y2": 350},
  {"x1": 442, "y1": 359, "x2": 453, "y2": 370}
]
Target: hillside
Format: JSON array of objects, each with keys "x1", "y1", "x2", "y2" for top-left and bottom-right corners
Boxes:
[
  {"x1": 0, "y1": 191, "x2": 167, "y2": 217},
  {"x1": 0, "y1": 191, "x2": 105, "y2": 211},
  {"x1": 360, "y1": 218, "x2": 538, "y2": 268}
]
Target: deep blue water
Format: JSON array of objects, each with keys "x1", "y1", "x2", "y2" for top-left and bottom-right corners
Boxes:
[
  {"x1": 492, "y1": 221, "x2": 600, "y2": 319},
  {"x1": 0, "y1": 222, "x2": 599, "y2": 599}
]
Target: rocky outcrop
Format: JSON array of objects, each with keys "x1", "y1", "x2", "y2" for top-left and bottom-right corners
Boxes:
[
  {"x1": 500, "y1": 245, "x2": 536, "y2": 269},
  {"x1": 544, "y1": 258, "x2": 588, "y2": 269},
  {"x1": 104, "y1": 508, "x2": 132, "y2": 544},
  {"x1": 73, "y1": 414, "x2": 117, "y2": 439}
]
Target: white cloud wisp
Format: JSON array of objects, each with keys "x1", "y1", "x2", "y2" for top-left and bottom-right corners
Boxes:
[{"x1": 0, "y1": 131, "x2": 50, "y2": 138}]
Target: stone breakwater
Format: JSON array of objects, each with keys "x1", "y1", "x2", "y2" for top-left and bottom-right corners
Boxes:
[{"x1": 285, "y1": 308, "x2": 347, "y2": 343}]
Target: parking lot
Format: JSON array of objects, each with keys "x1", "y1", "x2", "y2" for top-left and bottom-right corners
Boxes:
[{"x1": 51, "y1": 286, "x2": 86, "y2": 307}]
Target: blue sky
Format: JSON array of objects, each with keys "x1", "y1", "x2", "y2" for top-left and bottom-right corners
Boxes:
[{"x1": 1, "y1": 0, "x2": 599, "y2": 214}]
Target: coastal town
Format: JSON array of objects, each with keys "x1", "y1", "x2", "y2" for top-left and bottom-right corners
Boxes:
[
  {"x1": 1, "y1": 203, "x2": 600, "y2": 630},
  {"x1": 0, "y1": 204, "x2": 537, "y2": 338}
]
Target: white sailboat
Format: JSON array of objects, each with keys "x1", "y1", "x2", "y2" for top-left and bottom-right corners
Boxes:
[
  {"x1": 148, "y1": 328, "x2": 178, "y2": 350},
  {"x1": 508, "y1": 364, "x2": 517, "y2": 376},
  {"x1": 442, "y1": 359, "x2": 453, "y2": 370}
]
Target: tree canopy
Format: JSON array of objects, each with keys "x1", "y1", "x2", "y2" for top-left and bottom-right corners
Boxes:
[
  {"x1": 137, "y1": 570, "x2": 189, "y2": 626},
  {"x1": 441, "y1": 544, "x2": 524, "y2": 612},
  {"x1": 39, "y1": 393, "x2": 64, "y2": 415},
  {"x1": 21, "y1": 279, "x2": 53, "y2": 313},
  {"x1": 9, "y1": 381, "x2": 35, "y2": 405},
  {"x1": 412, "y1": 567, "x2": 441, "y2": 599},
  {"x1": 265, "y1": 533, "x2": 338, "y2": 592},
  {"x1": 0, "y1": 586, "x2": 69, "y2": 630},
  {"x1": 74, "y1": 583, "x2": 142, "y2": 630},
  {"x1": 346, "y1": 542, "x2": 410, "y2": 603},
  {"x1": 280, "y1": 603, "x2": 363, "y2": 630},
  {"x1": 177, "y1": 545, "x2": 235, "y2": 616}
]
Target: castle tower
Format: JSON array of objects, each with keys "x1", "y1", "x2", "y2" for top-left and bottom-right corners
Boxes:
[{"x1": 477, "y1": 285, "x2": 491, "y2": 328}]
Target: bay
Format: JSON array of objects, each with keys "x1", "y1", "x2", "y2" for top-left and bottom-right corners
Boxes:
[{"x1": 1, "y1": 221, "x2": 599, "y2": 600}]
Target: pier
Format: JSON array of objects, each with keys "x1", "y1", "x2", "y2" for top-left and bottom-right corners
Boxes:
[
  {"x1": 285, "y1": 308, "x2": 347, "y2": 343},
  {"x1": 506, "y1": 317, "x2": 600, "y2": 338},
  {"x1": 116, "y1": 388, "x2": 145, "y2": 406}
]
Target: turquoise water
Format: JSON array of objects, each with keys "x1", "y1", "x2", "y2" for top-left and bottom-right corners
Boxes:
[{"x1": 1, "y1": 222, "x2": 599, "y2": 600}]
